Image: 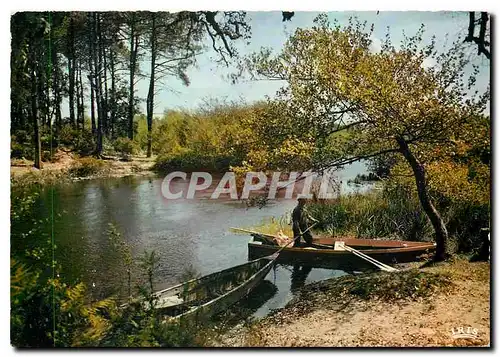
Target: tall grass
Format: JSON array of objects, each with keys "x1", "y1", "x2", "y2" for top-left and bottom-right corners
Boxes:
[
  {"x1": 308, "y1": 185, "x2": 433, "y2": 241},
  {"x1": 238, "y1": 216, "x2": 294, "y2": 238},
  {"x1": 307, "y1": 183, "x2": 489, "y2": 253}
]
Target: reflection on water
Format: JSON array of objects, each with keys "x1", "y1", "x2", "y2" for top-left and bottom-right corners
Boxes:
[
  {"x1": 251, "y1": 264, "x2": 351, "y2": 318},
  {"x1": 214, "y1": 280, "x2": 279, "y2": 326},
  {"x1": 31, "y1": 162, "x2": 368, "y2": 316},
  {"x1": 290, "y1": 264, "x2": 314, "y2": 293}
]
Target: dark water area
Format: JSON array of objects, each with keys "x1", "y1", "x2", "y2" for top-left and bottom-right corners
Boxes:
[{"x1": 30, "y1": 162, "x2": 370, "y2": 318}]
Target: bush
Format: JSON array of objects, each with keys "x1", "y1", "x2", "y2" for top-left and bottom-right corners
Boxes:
[
  {"x1": 11, "y1": 140, "x2": 31, "y2": 159},
  {"x1": 58, "y1": 125, "x2": 79, "y2": 146},
  {"x1": 91, "y1": 303, "x2": 200, "y2": 347},
  {"x1": 73, "y1": 131, "x2": 96, "y2": 156},
  {"x1": 153, "y1": 151, "x2": 237, "y2": 173},
  {"x1": 113, "y1": 137, "x2": 138, "y2": 158},
  {"x1": 443, "y1": 202, "x2": 490, "y2": 254},
  {"x1": 41, "y1": 150, "x2": 54, "y2": 162},
  {"x1": 11, "y1": 132, "x2": 34, "y2": 159},
  {"x1": 68, "y1": 157, "x2": 107, "y2": 178},
  {"x1": 11, "y1": 256, "x2": 201, "y2": 347},
  {"x1": 58, "y1": 125, "x2": 95, "y2": 155},
  {"x1": 41, "y1": 132, "x2": 58, "y2": 150}
]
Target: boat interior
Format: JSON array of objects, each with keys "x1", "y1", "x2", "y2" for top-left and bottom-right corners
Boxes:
[
  {"x1": 154, "y1": 258, "x2": 271, "y2": 316},
  {"x1": 252, "y1": 233, "x2": 435, "y2": 250}
]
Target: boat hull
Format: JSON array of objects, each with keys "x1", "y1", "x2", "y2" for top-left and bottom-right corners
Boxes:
[
  {"x1": 248, "y1": 237, "x2": 435, "y2": 271},
  {"x1": 175, "y1": 257, "x2": 275, "y2": 325},
  {"x1": 155, "y1": 256, "x2": 277, "y2": 325}
]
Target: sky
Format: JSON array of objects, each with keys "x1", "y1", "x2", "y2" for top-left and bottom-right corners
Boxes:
[{"x1": 133, "y1": 11, "x2": 491, "y2": 116}]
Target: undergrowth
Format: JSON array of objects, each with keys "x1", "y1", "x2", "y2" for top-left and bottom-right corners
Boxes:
[{"x1": 68, "y1": 157, "x2": 109, "y2": 178}]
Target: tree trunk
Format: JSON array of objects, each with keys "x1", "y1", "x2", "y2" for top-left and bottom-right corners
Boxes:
[
  {"x1": 54, "y1": 84, "x2": 62, "y2": 130},
  {"x1": 68, "y1": 59, "x2": 75, "y2": 127},
  {"x1": 68, "y1": 16, "x2": 76, "y2": 128},
  {"x1": 146, "y1": 13, "x2": 156, "y2": 158},
  {"x1": 75, "y1": 65, "x2": 81, "y2": 129},
  {"x1": 109, "y1": 46, "x2": 116, "y2": 139},
  {"x1": 90, "y1": 12, "x2": 103, "y2": 156},
  {"x1": 89, "y1": 78, "x2": 96, "y2": 134},
  {"x1": 37, "y1": 70, "x2": 47, "y2": 128},
  {"x1": 78, "y1": 63, "x2": 85, "y2": 130},
  {"x1": 12, "y1": 102, "x2": 22, "y2": 130},
  {"x1": 94, "y1": 13, "x2": 103, "y2": 155},
  {"x1": 87, "y1": 14, "x2": 96, "y2": 135},
  {"x1": 31, "y1": 65, "x2": 42, "y2": 169},
  {"x1": 128, "y1": 14, "x2": 137, "y2": 140},
  {"x1": 99, "y1": 26, "x2": 109, "y2": 136},
  {"x1": 103, "y1": 48, "x2": 109, "y2": 136},
  {"x1": 52, "y1": 47, "x2": 62, "y2": 130},
  {"x1": 397, "y1": 138, "x2": 448, "y2": 261}
]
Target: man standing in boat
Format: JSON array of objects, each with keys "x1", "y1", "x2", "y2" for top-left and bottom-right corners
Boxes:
[{"x1": 292, "y1": 196, "x2": 318, "y2": 247}]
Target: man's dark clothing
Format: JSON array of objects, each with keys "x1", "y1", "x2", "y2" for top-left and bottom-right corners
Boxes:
[{"x1": 292, "y1": 204, "x2": 313, "y2": 247}]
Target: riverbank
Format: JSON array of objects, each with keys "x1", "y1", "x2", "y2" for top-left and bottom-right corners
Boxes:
[
  {"x1": 11, "y1": 150, "x2": 156, "y2": 182},
  {"x1": 211, "y1": 257, "x2": 490, "y2": 347}
]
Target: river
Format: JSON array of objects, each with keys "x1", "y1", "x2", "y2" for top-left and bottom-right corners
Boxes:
[{"x1": 35, "y1": 162, "x2": 369, "y2": 318}]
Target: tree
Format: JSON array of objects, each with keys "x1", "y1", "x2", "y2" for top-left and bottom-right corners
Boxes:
[
  {"x1": 11, "y1": 13, "x2": 53, "y2": 168},
  {"x1": 195, "y1": 11, "x2": 251, "y2": 65},
  {"x1": 245, "y1": 16, "x2": 489, "y2": 261},
  {"x1": 88, "y1": 12, "x2": 103, "y2": 154},
  {"x1": 143, "y1": 11, "x2": 249, "y2": 157},
  {"x1": 46, "y1": 12, "x2": 67, "y2": 131},
  {"x1": 145, "y1": 12, "x2": 157, "y2": 157},
  {"x1": 282, "y1": 12, "x2": 295, "y2": 22},
  {"x1": 144, "y1": 12, "x2": 202, "y2": 157},
  {"x1": 124, "y1": 12, "x2": 143, "y2": 140},
  {"x1": 11, "y1": 11, "x2": 251, "y2": 160},
  {"x1": 465, "y1": 12, "x2": 490, "y2": 60},
  {"x1": 67, "y1": 14, "x2": 77, "y2": 127},
  {"x1": 102, "y1": 12, "x2": 126, "y2": 138}
]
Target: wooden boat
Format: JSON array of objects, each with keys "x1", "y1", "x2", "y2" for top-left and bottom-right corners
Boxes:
[
  {"x1": 248, "y1": 234, "x2": 435, "y2": 270},
  {"x1": 151, "y1": 255, "x2": 277, "y2": 325}
]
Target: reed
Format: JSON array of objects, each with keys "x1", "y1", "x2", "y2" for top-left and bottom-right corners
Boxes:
[
  {"x1": 240, "y1": 216, "x2": 294, "y2": 238},
  {"x1": 307, "y1": 183, "x2": 489, "y2": 254}
]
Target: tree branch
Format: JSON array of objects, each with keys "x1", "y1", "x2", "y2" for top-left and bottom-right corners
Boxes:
[
  {"x1": 276, "y1": 147, "x2": 401, "y2": 192},
  {"x1": 464, "y1": 12, "x2": 491, "y2": 59}
]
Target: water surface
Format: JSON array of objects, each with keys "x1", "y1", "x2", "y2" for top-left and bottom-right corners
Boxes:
[{"x1": 36, "y1": 162, "x2": 368, "y2": 317}]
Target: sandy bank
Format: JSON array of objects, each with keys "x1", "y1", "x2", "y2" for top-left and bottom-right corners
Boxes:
[{"x1": 213, "y1": 258, "x2": 490, "y2": 347}]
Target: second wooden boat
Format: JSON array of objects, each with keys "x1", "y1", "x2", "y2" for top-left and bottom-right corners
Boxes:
[{"x1": 151, "y1": 255, "x2": 277, "y2": 325}]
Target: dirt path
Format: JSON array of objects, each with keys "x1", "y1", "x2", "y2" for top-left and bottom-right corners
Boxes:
[{"x1": 215, "y1": 260, "x2": 490, "y2": 347}]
